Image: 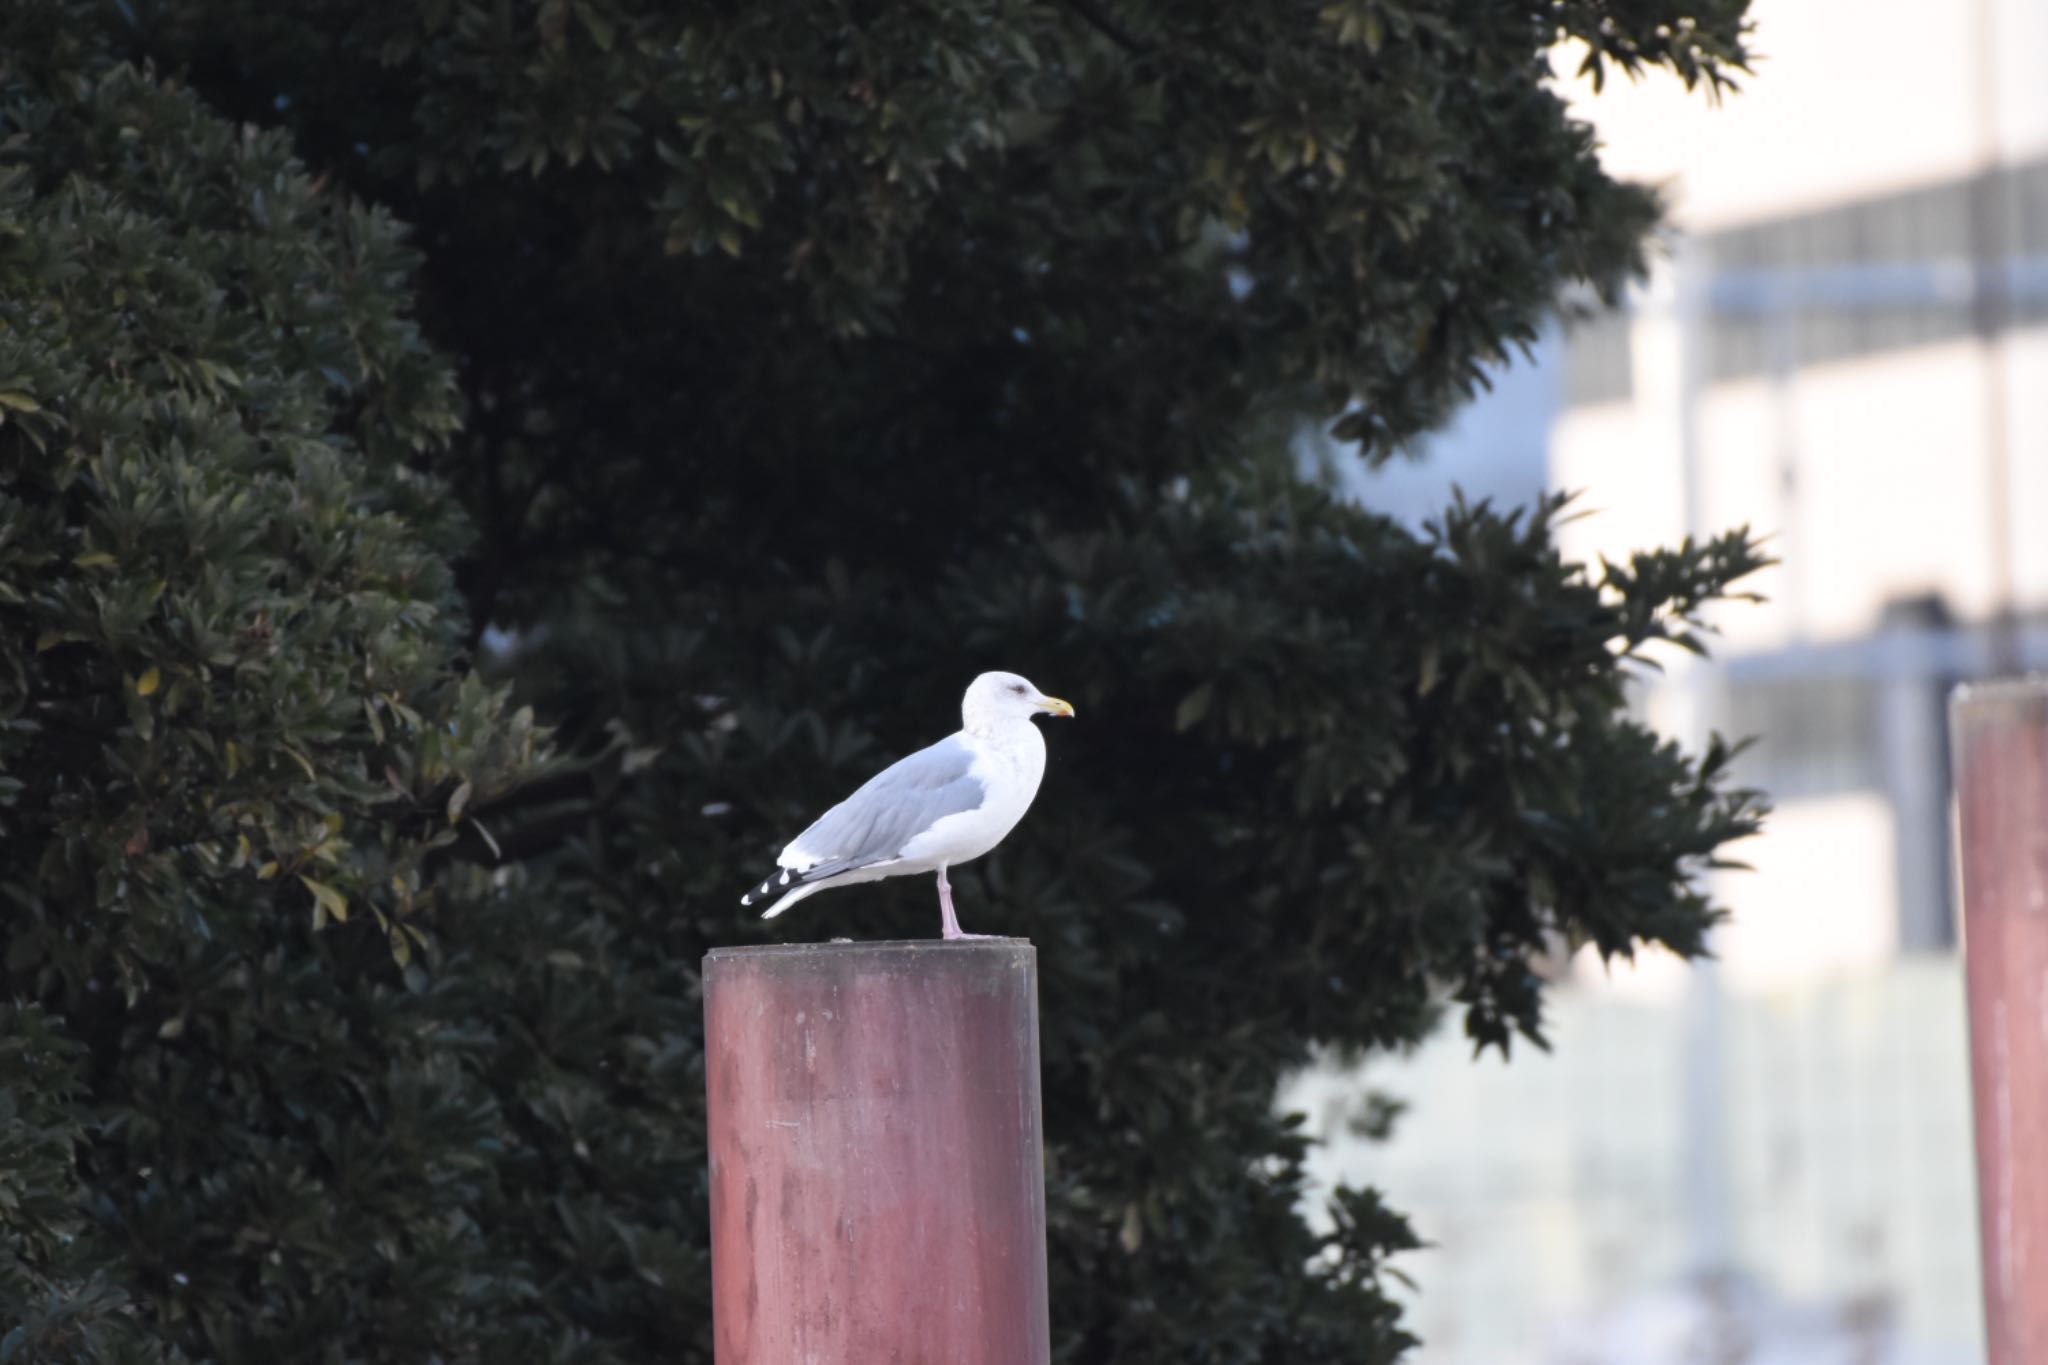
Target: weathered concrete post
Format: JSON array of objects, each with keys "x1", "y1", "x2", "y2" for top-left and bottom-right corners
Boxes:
[
  {"x1": 1951, "y1": 679, "x2": 2048, "y2": 1365},
  {"x1": 704, "y1": 939, "x2": 1050, "y2": 1364}
]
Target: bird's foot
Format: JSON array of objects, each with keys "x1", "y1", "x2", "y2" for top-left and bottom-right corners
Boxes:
[{"x1": 941, "y1": 927, "x2": 999, "y2": 941}]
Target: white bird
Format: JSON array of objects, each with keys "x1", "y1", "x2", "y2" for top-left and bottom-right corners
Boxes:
[{"x1": 741, "y1": 672, "x2": 1076, "y2": 939}]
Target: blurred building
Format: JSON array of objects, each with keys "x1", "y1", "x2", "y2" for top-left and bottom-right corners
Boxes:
[
  {"x1": 1297, "y1": 0, "x2": 2048, "y2": 1360},
  {"x1": 1286, "y1": 961, "x2": 1982, "y2": 1364}
]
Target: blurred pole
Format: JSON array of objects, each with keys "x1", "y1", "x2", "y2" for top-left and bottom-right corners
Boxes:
[
  {"x1": 704, "y1": 940, "x2": 1050, "y2": 1365},
  {"x1": 1879, "y1": 601, "x2": 1955, "y2": 951},
  {"x1": 1951, "y1": 680, "x2": 2048, "y2": 1363},
  {"x1": 1653, "y1": 237, "x2": 1735, "y2": 1279},
  {"x1": 1968, "y1": 0, "x2": 2018, "y2": 672}
]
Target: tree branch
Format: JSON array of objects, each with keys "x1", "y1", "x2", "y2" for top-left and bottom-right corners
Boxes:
[{"x1": 1058, "y1": 0, "x2": 1150, "y2": 56}]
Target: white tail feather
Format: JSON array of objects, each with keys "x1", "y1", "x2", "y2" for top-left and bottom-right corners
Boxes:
[{"x1": 760, "y1": 880, "x2": 825, "y2": 919}]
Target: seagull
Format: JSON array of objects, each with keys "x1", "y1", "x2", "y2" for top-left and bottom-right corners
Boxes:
[{"x1": 741, "y1": 672, "x2": 1075, "y2": 939}]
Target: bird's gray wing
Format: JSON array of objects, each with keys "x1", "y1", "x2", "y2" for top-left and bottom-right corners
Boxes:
[{"x1": 780, "y1": 734, "x2": 987, "y2": 876}]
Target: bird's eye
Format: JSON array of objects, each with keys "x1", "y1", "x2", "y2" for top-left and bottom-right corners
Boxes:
[{"x1": 1011, "y1": 684, "x2": 1027, "y2": 694}]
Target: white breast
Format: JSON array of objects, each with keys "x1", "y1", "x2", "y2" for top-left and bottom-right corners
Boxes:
[{"x1": 898, "y1": 721, "x2": 1046, "y2": 868}]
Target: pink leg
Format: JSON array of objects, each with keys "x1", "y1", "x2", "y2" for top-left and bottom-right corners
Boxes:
[{"x1": 937, "y1": 866, "x2": 994, "y2": 941}]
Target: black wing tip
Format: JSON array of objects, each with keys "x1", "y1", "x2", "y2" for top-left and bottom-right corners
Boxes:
[{"x1": 740, "y1": 867, "x2": 806, "y2": 907}]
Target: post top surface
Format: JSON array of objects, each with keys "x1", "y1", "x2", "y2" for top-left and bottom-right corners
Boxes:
[
  {"x1": 704, "y1": 938, "x2": 1035, "y2": 973},
  {"x1": 1951, "y1": 676, "x2": 2048, "y2": 745},
  {"x1": 1953, "y1": 675, "x2": 2048, "y2": 709},
  {"x1": 707, "y1": 936, "x2": 1029, "y2": 951}
]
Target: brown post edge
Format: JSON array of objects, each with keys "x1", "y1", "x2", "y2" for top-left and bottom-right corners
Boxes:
[
  {"x1": 704, "y1": 939, "x2": 1050, "y2": 1365},
  {"x1": 1951, "y1": 679, "x2": 2048, "y2": 1365}
]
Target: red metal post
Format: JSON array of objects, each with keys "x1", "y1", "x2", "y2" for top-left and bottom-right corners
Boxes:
[
  {"x1": 704, "y1": 939, "x2": 1050, "y2": 1365},
  {"x1": 1952, "y1": 680, "x2": 2048, "y2": 1364}
]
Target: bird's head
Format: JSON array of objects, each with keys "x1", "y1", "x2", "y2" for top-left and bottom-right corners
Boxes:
[{"x1": 963, "y1": 671, "x2": 1075, "y2": 732}]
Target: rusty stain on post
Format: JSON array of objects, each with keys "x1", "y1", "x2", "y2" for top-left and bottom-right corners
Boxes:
[
  {"x1": 1951, "y1": 679, "x2": 2048, "y2": 1365},
  {"x1": 704, "y1": 939, "x2": 1050, "y2": 1365}
]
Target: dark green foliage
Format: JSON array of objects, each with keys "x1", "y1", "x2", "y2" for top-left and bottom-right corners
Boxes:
[
  {"x1": 3, "y1": 0, "x2": 1764, "y2": 1359},
  {"x1": 0, "y1": 18, "x2": 543, "y2": 1357}
]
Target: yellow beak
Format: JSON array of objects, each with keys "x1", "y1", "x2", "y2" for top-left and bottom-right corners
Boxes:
[{"x1": 1039, "y1": 695, "x2": 1076, "y2": 718}]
